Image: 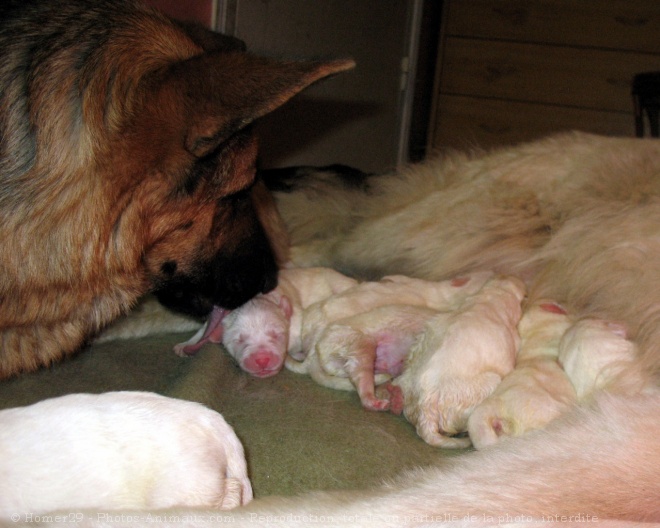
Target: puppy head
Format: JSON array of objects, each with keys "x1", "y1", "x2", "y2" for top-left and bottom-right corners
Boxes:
[
  {"x1": 222, "y1": 294, "x2": 290, "y2": 377},
  {"x1": 99, "y1": 14, "x2": 355, "y2": 316}
]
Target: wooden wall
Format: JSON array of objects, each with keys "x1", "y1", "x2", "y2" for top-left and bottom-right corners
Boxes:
[
  {"x1": 144, "y1": 0, "x2": 214, "y2": 27},
  {"x1": 429, "y1": 0, "x2": 660, "y2": 151}
]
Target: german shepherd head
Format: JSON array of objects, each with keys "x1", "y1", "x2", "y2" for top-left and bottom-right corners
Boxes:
[{"x1": 0, "y1": 0, "x2": 353, "y2": 377}]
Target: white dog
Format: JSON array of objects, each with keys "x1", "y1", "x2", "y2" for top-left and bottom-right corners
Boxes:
[
  {"x1": 0, "y1": 392, "x2": 251, "y2": 518},
  {"x1": 391, "y1": 276, "x2": 526, "y2": 448},
  {"x1": 468, "y1": 300, "x2": 577, "y2": 449},
  {"x1": 174, "y1": 267, "x2": 357, "y2": 377},
  {"x1": 559, "y1": 318, "x2": 647, "y2": 399}
]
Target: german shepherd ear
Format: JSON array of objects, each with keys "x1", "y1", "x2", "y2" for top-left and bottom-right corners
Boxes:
[{"x1": 161, "y1": 53, "x2": 355, "y2": 158}]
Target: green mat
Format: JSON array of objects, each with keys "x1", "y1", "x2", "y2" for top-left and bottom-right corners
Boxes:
[{"x1": 0, "y1": 333, "x2": 463, "y2": 498}]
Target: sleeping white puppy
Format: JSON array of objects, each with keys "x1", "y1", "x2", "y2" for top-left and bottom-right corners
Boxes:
[
  {"x1": 300, "y1": 271, "x2": 494, "y2": 356},
  {"x1": 174, "y1": 267, "x2": 357, "y2": 377},
  {"x1": 391, "y1": 276, "x2": 526, "y2": 448},
  {"x1": 0, "y1": 392, "x2": 252, "y2": 518},
  {"x1": 468, "y1": 300, "x2": 577, "y2": 449},
  {"x1": 558, "y1": 318, "x2": 647, "y2": 398}
]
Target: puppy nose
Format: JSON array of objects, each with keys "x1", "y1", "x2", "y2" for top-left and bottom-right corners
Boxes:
[{"x1": 255, "y1": 355, "x2": 271, "y2": 368}]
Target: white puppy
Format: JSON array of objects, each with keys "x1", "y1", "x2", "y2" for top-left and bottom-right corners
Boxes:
[
  {"x1": 391, "y1": 277, "x2": 526, "y2": 448},
  {"x1": 174, "y1": 267, "x2": 357, "y2": 377},
  {"x1": 468, "y1": 300, "x2": 577, "y2": 449},
  {"x1": 286, "y1": 304, "x2": 439, "y2": 411},
  {"x1": 300, "y1": 271, "x2": 494, "y2": 357},
  {"x1": 0, "y1": 392, "x2": 251, "y2": 518},
  {"x1": 559, "y1": 318, "x2": 647, "y2": 399}
]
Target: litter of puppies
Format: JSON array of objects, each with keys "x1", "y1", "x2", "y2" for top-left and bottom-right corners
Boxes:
[{"x1": 176, "y1": 266, "x2": 647, "y2": 448}]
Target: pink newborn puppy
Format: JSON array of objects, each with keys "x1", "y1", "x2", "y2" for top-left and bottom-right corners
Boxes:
[
  {"x1": 0, "y1": 392, "x2": 251, "y2": 517},
  {"x1": 391, "y1": 276, "x2": 526, "y2": 448},
  {"x1": 174, "y1": 267, "x2": 357, "y2": 377},
  {"x1": 468, "y1": 300, "x2": 577, "y2": 449}
]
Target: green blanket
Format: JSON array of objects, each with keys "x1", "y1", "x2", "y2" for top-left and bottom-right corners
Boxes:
[{"x1": 0, "y1": 333, "x2": 461, "y2": 498}]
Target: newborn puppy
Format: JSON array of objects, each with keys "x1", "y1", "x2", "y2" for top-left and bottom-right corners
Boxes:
[
  {"x1": 286, "y1": 304, "x2": 439, "y2": 411},
  {"x1": 468, "y1": 300, "x2": 577, "y2": 449},
  {"x1": 0, "y1": 392, "x2": 251, "y2": 517},
  {"x1": 516, "y1": 301, "x2": 574, "y2": 359},
  {"x1": 301, "y1": 271, "x2": 494, "y2": 356},
  {"x1": 558, "y1": 318, "x2": 647, "y2": 399},
  {"x1": 391, "y1": 277, "x2": 526, "y2": 448},
  {"x1": 174, "y1": 267, "x2": 357, "y2": 377}
]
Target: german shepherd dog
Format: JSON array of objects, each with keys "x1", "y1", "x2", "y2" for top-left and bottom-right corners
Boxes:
[{"x1": 0, "y1": 0, "x2": 352, "y2": 378}]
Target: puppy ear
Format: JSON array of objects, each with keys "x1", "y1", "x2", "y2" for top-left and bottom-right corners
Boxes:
[
  {"x1": 279, "y1": 295, "x2": 293, "y2": 320},
  {"x1": 605, "y1": 321, "x2": 628, "y2": 339},
  {"x1": 159, "y1": 53, "x2": 355, "y2": 158}
]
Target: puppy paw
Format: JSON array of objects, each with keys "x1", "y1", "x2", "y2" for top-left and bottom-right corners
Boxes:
[
  {"x1": 382, "y1": 383, "x2": 404, "y2": 415},
  {"x1": 361, "y1": 396, "x2": 391, "y2": 412}
]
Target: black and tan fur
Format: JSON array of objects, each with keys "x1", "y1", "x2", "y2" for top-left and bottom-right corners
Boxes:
[{"x1": 0, "y1": 0, "x2": 353, "y2": 377}]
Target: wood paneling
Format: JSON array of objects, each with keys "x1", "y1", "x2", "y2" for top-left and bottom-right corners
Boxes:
[
  {"x1": 145, "y1": 0, "x2": 213, "y2": 27},
  {"x1": 432, "y1": 95, "x2": 634, "y2": 151},
  {"x1": 429, "y1": 0, "x2": 660, "y2": 151},
  {"x1": 441, "y1": 38, "x2": 660, "y2": 113},
  {"x1": 446, "y1": 0, "x2": 660, "y2": 53}
]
